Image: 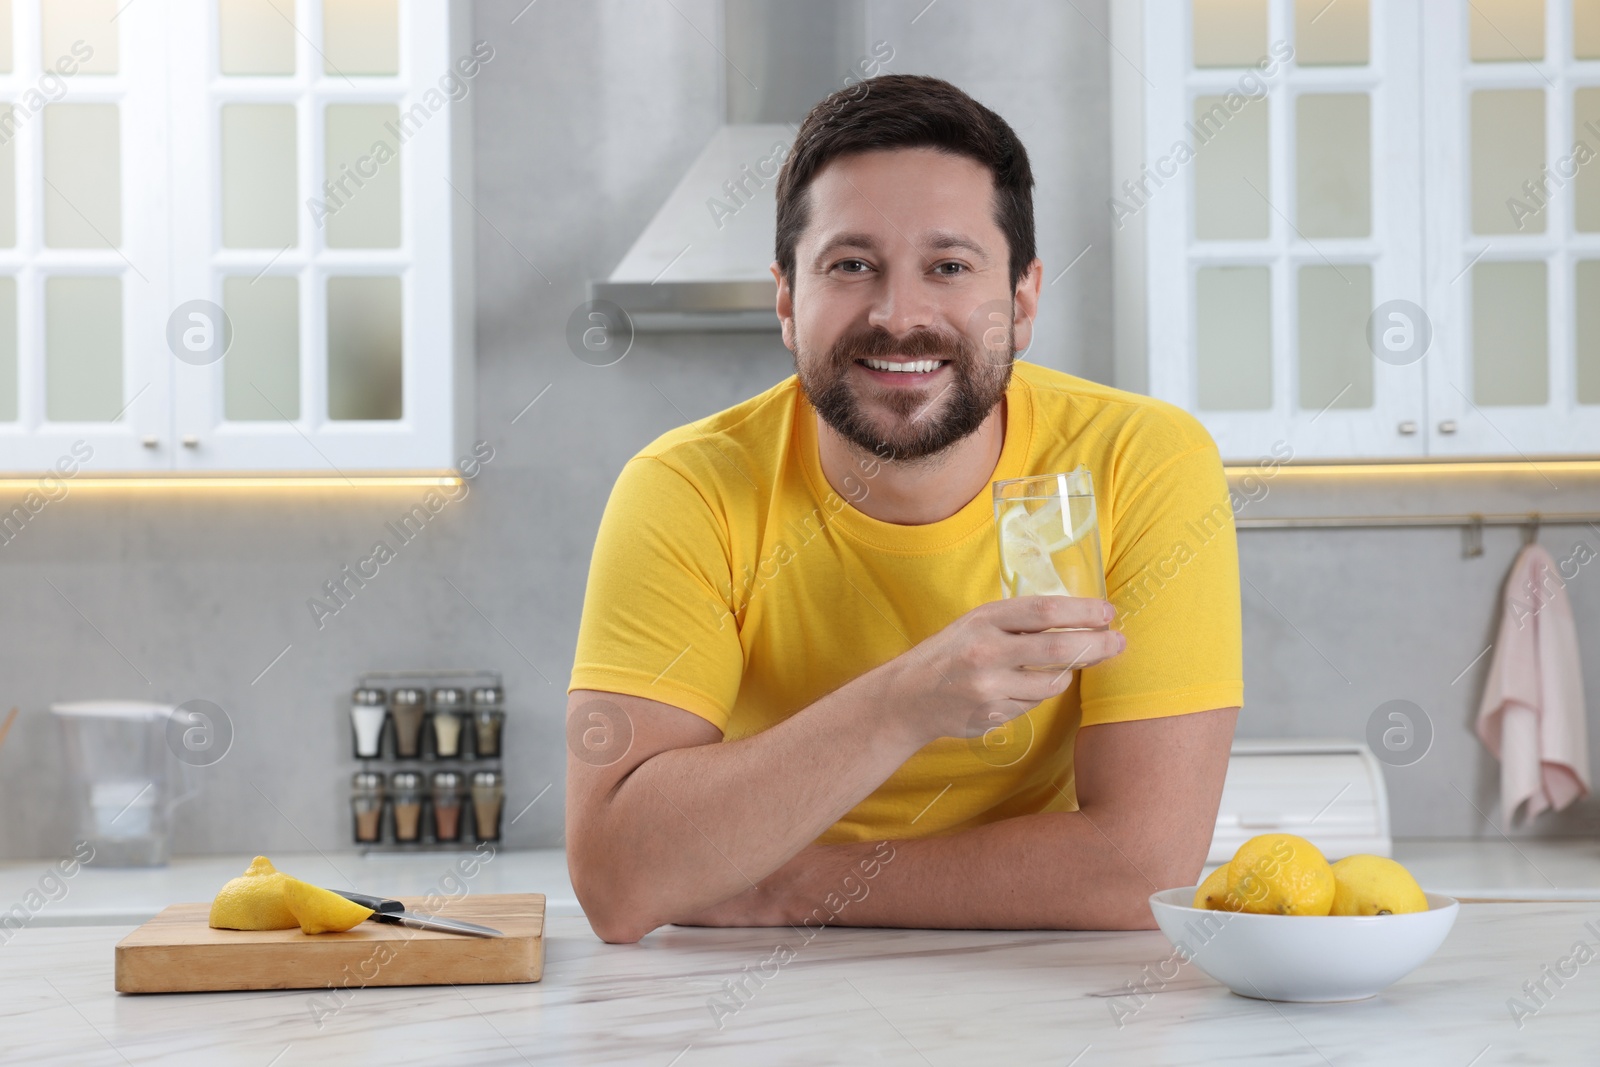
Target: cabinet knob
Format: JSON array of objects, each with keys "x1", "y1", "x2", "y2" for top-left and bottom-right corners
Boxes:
[
  {"x1": 1398, "y1": 420, "x2": 1418, "y2": 435},
  {"x1": 1438, "y1": 420, "x2": 1458, "y2": 434},
  {"x1": 141, "y1": 435, "x2": 158, "y2": 448},
  {"x1": 181, "y1": 434, "x2": 199, "y2": 448}
]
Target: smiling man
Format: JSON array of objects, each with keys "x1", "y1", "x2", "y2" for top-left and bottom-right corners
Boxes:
[{"x1": 567, "y1": 75, "x2": 1242, "y2": 944}]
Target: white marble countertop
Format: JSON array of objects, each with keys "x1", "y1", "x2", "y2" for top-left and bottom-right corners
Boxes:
[
  {"x1": 4, "y1": 900, "x2": 1598, "y2": 1065},
  {"x1": 1390, "y1": 838, "x2": 1600, "y2": 899}
]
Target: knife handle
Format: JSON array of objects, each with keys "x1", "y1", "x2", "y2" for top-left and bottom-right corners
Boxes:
[{"x1": 334, "y1": 889, "x2": 404, "y2": 913}]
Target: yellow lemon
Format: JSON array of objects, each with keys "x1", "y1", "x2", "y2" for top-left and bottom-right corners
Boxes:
[
  {"x1": 208, "y1": 856, "x2": 299, "y2": 931},
  {"x1": 998, "y1": 504, "x2": 1070, "y2": 597},
  {"x1": 1193, "y1": 864, "x2": 1246, "y2": 911},
  {"x1": 1227, "y1": 834, "x2": 1335, "y2": 916},
  {"x1": 1329, "y1": 855, "x2": 1428, "y2": 916},
  {"x1": 281, "y1": 877, "x2": 374, "y2": 934}
]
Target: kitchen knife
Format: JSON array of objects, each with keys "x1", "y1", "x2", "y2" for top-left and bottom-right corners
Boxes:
[
  {"x1": 334, "y1": 890, "x2": 403, "y2": 913},
  {"x1": 332, "y1": 889, "x2": 504, "y2": 938}
]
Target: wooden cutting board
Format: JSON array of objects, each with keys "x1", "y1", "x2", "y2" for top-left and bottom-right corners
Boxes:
[{"x1": 115, "y1": 893, "x2": 544, "y2": 994}]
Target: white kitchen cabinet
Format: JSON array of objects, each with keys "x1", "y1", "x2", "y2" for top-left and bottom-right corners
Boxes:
[
  {"x1": 1126, "y1": 0, "x2": 1600, "y2": 462},
  {"x1": 1420, "y1": 4, "x2": 1600, "y2": 459},
  {"x1": 0, "y1": 0, "x2": 475, "y2": 476}
]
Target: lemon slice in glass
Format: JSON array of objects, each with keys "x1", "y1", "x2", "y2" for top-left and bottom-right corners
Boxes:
[
  {"x1": 999, "y1": 504, "x2": 1069, "y2": 597},
  {"x1": 1015, "y1": 496, "x2": 1096, "y2": 555}
]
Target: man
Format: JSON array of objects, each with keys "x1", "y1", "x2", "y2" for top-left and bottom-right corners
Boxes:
[{"x1": 567, "y1": 75, "x2": 1242, "y2": 944}]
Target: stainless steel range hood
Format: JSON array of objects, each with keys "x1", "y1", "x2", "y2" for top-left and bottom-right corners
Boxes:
[{"x1": 591, "y1": 0, "x2": 868, "y2": 332}]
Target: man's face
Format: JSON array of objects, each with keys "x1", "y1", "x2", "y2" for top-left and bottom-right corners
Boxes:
[{"x1": 775, "y1": 147, "x2": 1039, "y2": 463}]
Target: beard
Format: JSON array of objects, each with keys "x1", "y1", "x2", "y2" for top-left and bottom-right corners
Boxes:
[{"x1": 793, "y1": 312, "x2": 1014, "y2": 465}]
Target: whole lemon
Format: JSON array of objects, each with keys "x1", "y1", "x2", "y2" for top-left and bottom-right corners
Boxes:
[
  {"x1": 208, "y1": 856, "x2": 299, "y2": 931},
  {"x1": 1193, "y1": 864, "x2": 1245, "y2": 911},
  {"x1": 1227, "y1": 834, "x2": 1335, "y2": 916},
  {"x1": 1329, "y1": 855, "x2": 1428, "y2": 916}
]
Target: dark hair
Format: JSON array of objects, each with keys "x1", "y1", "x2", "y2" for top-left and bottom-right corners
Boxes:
[{"x1": 774, "y1": 74, "x2": 1036, "y2": 294}]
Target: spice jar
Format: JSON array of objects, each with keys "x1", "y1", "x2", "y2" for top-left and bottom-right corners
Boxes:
[
  {"x1": 390, "y1": 688, "x2": 426, "y2": 759},
  {"x1": 431, "y1": 771, "x2": 463, "y2": 842},
  {"x1": 351, "y1": 771, "x2": 385, "y2": 844},
  {"x1": 391, "y1": 771, "x2": 424, "y2": 843},
  {"x1": 430, "y1": 687, "x2": 465, "y2": 759},
  {"x1": 471, "y1": 770, "x2": 503, "y2": 842},
  {"x1": 470, "y1": 686, "x2": 505, "y2": 759},
  {"x1": 350, "y1": 687, "x2": 387, "y2": 759}
]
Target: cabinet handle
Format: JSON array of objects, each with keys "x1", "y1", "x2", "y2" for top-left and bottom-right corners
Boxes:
[
  {"x1": 1438, "y1": 420, "x2": 1458, "y2": 434},
  {"x1": 181, "y1": 434, "x2": 199, "y2": 448},
  {"x1": 141, "y1": 435, "x2": 158, "y2": 448},
  {"x1": 1398, "y1": 420, "x2": 1418, "y2": 435}
]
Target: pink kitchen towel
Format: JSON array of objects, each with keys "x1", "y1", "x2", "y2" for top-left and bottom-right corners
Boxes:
[{"x1": 1475, "y1": 543, "x2": 1591, "y2": 829}]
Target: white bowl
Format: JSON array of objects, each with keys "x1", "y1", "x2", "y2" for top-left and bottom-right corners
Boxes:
[{"x1": 1147, "y1": 887, "x2": 1459, "y2": 1002}]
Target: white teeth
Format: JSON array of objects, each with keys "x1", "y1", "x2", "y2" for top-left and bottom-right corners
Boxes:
[{"x1": 863, "y1": 358, "x2": 944, "y2": 373}]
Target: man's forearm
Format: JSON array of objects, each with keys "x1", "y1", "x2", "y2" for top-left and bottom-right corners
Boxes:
[
  {"x1": 581, "y1": 668, "x2": 926, "y2": 939},
  {"x1": 771, "y1": 807, "x2": 1191, "y2": 932}
]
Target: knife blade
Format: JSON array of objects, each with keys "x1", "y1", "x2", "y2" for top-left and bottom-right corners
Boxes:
[
  {"x1": 372, "y1": 911, "x2": 505, "y2": 938},
  {"x1": 332, "y1": 889, "x2": 504, "y2": 938}
]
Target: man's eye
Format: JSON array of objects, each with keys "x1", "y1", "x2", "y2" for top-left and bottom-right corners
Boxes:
[
  {"x1": 934, "y1": 262, "x2": 968, "y2": 276},
  {"x1": 835, "y1": 259, "x2": 870, "y2": 273}
]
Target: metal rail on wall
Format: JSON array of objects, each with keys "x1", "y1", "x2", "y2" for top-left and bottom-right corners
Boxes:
[{"x1": 1234, "y1": 511, "x2": 1600, "y2": 558}]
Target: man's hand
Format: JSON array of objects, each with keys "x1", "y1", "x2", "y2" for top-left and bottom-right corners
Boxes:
[
  {"x1": 875, "y1": 594, "x2": 1125, "y2": 748},
  {"x1": 673, "y1": 842, "x2": 885, "y2": 929},
  {"x1": 674, "y1": 881, "x2": 792, "y2": 928},
  {"x1": 673, "y1": 861, "x2": 804, "y2": 928}
]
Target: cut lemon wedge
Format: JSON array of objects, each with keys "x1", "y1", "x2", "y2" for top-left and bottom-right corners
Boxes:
[
  {"x1": 1001, "y1": 497, "x2": 1097, "y2": 555},
  {"x1": 998, "y1": 504, "x2": 1069, "y2": 597},
  {"x1": 1004, "y1": 495, "x2": 1094, "y2": 556},
  {"x1": 1041, "y1": 495, "x2": 1096, "y2": 554}
]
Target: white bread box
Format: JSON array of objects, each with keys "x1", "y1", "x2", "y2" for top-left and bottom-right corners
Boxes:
[{"x1": 1207, "y1": 739, "x2": 1392, "y2": 865}]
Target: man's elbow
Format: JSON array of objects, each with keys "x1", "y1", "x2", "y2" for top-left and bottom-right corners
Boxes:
[
  {"x1": 575, "y1": 886, "x2": 659, "y2": 943},
  {"x1": 586, "y1": 908, "x2": 653, "y2": 945},
  {"x1": 1112, "y1": 852, "x2": 1214, "y2": 929},
  {"x1": 569, "y1": 855, "x2": 661, "y2": 944},
  {"x1": 1113, "y1": 889, "x2": 1161, "y2": 930},
  {"x1": 1075, "y1": 810, "x2": 1208, "y2": 928}
]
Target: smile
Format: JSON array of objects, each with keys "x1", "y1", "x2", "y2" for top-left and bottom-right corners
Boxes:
[{"x1": 859, "y1": 358, "x2": 948, "y2": 373}]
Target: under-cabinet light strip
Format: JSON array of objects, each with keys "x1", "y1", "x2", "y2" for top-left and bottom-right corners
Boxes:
[
  {"x1": 1222, "y1": 460, "x2": 1600, "y2": 478},
  {"x1": 0, "y1": 475, "x2": 463, "y2": 489}
]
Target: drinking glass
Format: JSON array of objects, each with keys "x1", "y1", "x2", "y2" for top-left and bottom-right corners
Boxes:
[{"x1": 992, "y1": 468, "x2": 1108, "y2": 670}]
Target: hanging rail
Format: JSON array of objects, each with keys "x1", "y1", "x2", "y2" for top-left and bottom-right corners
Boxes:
[
  {"x1": 1233, "y1": 510, "x2": 1600, "y2": 557},
  {"x1": 1234, "y1": 510, "x2": 1596, "y2": 530}
]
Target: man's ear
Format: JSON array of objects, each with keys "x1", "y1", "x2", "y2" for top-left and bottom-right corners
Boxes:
[
  {"x1": 771, "y1": 261, "x2": 796, "y2": 351},
  {"x1": 1010, "y1": 257, "x2": 1044, "y2": 356}
]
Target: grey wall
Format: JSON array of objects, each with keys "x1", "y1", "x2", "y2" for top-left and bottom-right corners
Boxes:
[
  {"x1": 0, "y1": 0, "x2": 1593, "y2": 861},
  {"x1": 1234, "y1": 467, "x2": 1600, "y2": 840}
]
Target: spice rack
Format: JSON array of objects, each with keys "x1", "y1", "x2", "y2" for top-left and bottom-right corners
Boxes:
[{"x1": 347, "y1": 669, "x2": 506, "y2": 853}]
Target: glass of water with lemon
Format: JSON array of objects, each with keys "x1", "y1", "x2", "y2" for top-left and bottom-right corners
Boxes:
[{"x1": 992, "y1": 468, "x2": 1107, "y2": 669}]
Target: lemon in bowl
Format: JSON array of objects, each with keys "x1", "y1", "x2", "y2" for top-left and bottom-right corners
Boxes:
[{"x1": 1150, "y1": 836, "x2": 1458, "y2": 1002}]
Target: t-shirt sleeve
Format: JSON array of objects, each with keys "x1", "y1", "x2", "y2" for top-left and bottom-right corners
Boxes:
[
  {"x1": 567, "y1": 456, "x2": 745, "y2": 732},
  {"x1": 1079, "y1": 434, "x2": 1244, "y2": 726}
]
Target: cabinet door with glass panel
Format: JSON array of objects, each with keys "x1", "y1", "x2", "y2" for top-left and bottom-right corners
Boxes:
[
  {"x1": 0, "y1": 2, "x2": 171, "y2": 472},
  {"x1": 1146, "y1": 0, "x2": 1600, "y2": 462},
  {"x1": 169, "y1": 0, "x2": 472, "y2": 472},
  {"x1": 1145, "y1": 0, "x2": 1426, "y2": 462},
  {"x1": 1422, "y1": 0, "x2": 1600, "y2": 457}
]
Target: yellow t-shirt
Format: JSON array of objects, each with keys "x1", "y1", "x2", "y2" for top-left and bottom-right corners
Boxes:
[{"x1": 569, "y1": 361, "x2": 1243, "y2": 844}]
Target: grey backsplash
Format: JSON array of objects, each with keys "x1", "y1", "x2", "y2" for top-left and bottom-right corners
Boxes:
[{"x1": 0, "y1": 0, "x2": 1594, "y2": 861}]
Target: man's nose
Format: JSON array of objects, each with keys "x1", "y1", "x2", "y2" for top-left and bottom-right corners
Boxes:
[{"x1": 865, "y1": 259, "x2": 939, "y2": 339}]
